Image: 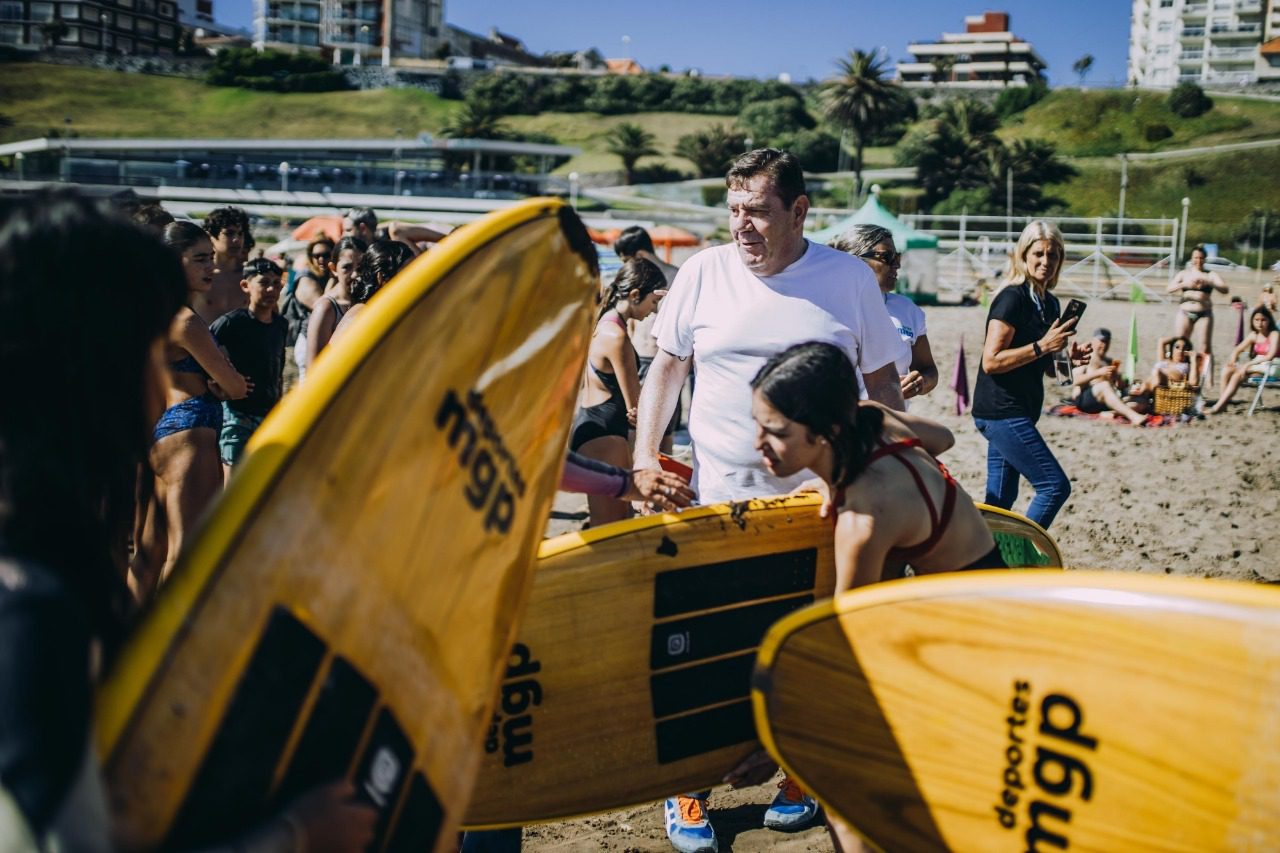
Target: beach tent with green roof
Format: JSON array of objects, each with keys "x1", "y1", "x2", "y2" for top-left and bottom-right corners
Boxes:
[{"x1": 807, "y1": 192, "x2": 939, "y2": 297}]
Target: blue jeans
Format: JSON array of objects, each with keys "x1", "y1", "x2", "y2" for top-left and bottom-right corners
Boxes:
[{"x1": 973, "y1": 416, "x2": 1071, "y2": 529}]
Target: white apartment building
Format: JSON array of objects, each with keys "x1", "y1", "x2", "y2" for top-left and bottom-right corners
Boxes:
[
  {"x1": 897, "y1": 12, "x2": 1048, "y2": 89},
  {"x1": 252, "y1": 0, "x2": 443, "y2": 65},
  {"x1": 1129, "y1": 0, "x2": 1280, "y2": 87}
]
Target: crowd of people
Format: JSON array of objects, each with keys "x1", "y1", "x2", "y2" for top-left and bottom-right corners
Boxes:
[{"x1": 3, "y1": 140, "x2": 1277, "y2": 852}]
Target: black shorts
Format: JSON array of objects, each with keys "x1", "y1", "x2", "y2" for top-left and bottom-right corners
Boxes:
[{"x1": 1077, "y1": 384, "x2": 1107, "y2": 415}]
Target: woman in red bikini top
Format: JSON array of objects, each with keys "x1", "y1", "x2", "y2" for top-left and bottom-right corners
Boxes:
[{"x1": 750, "y1": 342, "x2": 1005, "y2": 592}]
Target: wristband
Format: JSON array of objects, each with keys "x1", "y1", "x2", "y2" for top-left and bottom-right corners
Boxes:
[{"x1": 1032, "y1": 341, "x2": 1043, "y2": 358}]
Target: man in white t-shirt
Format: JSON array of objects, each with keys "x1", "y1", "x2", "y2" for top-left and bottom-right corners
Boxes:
[
  {"x1": 632, "y1": 149, "x2": 905, "y2": 853},
  {"x1": 635, "y1": 150, "x2": 906, "y2": 504}
]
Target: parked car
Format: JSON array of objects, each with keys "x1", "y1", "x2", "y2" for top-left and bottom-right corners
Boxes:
[{"x1": 1203, "y1": 256, "x2": 1243, "y2": 272}]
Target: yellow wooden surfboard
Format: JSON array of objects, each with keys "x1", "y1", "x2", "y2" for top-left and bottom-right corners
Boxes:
[
  {"x1": 753, "y1": 571, "x2": 1280, "y2": 852},
  {"x1": 462, "y1": 495, "x2": 1063, "y2": 828},
  {"x1": 95, "y1": 199, "x2": 599, "y2": 851}
]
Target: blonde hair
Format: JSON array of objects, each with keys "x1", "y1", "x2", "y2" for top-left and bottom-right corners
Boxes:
[{"x1": 1003, "y1": 220, "x2": 1065, "y2": 292}]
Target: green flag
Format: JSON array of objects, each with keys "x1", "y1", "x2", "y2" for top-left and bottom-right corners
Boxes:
[{"x1": 1126, "y1": 308, "x2": 1139, "y2": 382}]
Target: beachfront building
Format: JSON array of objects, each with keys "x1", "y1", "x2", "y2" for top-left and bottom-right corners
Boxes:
[
  {"x1": 896, "y1": 12, "x2": 1047, "y2": 90},
  {"x1": 0, "y1": 0, "x2": 181, "y2": 53},
  {"x1": 1128, "y1": 0, "x2": 1280, "y2": 88},
  {"x1": 252, "y1": 0, "x2": 444, "y2": 65}
]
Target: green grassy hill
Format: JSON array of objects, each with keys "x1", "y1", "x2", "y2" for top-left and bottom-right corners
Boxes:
[
  {"x1": 0, "y1": 63, "x2": 734, "y2": 177},
  {"x1": 998, "y1": 89, "x2": 1280, "y2": 156}
]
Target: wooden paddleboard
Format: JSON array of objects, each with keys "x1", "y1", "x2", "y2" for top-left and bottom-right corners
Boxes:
[
  {"x1": 462, "y1": 496, "x2": 1063, "y2": 828},
  {"x1": 95, "y1": 200, "x2": 599, "y2": 851},
  {"x1": 753, "y1": 571, "x2": 1280, "y2": 852}
]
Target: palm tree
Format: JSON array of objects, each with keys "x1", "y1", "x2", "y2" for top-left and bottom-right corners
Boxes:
[
  {"x1": 822, "y1": 49, "x2": 902, "y2": 200},
  {"x1": 1072, "y1": 54, "x2": 1094, "y2": 86},
  {"x1": 674, "y1": 124, "x2": 746, "y2": 178},
  {"x1": 605, "y1": 122, "x2": 659, "y2": 185},
  {"x1": 441, "y1": 101, "x2": 508, "y2": 140},
  {"x1": 898, "y1": 98, "x2": 1003, "y2": 208},
  {"x1": 930, "y1": 55, "x2": 956, "y2": 85}
]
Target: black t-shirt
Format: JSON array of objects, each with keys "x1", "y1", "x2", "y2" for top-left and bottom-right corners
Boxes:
[
  {"x1": 211, "y1": 308, "x2": 289, "y2": 418},
  {"x1": 972, "y1": 283, "x2": 1060, "y2": 421},
  {"x1": 0, "y1": 557, "x2": 91, "y2": 834}
]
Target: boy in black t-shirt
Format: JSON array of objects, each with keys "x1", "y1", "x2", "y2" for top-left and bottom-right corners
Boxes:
[{"x1": 211, "y1": 258, "x2": 288, "y2": 471}]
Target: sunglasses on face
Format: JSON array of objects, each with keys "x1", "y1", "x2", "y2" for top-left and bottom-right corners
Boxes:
[
  {"x1": 312, "y1": 252, "x2": 331, "y2": 260},
  {"x1": 860, "y1": 250, "x2": 900, "y2": 266}
]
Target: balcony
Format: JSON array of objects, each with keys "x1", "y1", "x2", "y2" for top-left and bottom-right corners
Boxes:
[
  {"x1": 1179, "y1": 50, "x2": 1205, "y2": 62},
  {"x1": 1180, "y1": 26, "x2": 1206, "y2": 38},
  {"x1": 1183, "y1": 4, "x2": 1208, "y2": 17},
  {"x1": 1237, "y1": 0, "x2": 1263, "y2": 12},
  {"x1": 1209, "y1": 23, "x2": 1261, "y2": 37}
]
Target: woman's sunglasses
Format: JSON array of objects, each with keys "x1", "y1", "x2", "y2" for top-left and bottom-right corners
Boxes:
[{"x1": 860, "y1": 250, "x2": 900, "y2": 266}]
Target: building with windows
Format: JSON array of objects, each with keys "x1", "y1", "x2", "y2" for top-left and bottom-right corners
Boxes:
[
  {"x1": 0, "y1": 0, "x2": 179, "y2": 53},
  {"x1": 253, "y1": 0, "x2": 443, "y2": 65},
  {"x1": 1129, "y1": 0, "x2": 1280, "y2": 88},
  {"x1": 896, "y1": 12, "x2": 1047, "y2": 89}
]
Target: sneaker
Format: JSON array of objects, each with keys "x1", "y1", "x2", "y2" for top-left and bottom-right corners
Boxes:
[
  {"x1": 762, "y1": 776, "x2": 819, "y2": 830},
  {"x1": 663, "y1": 793, "x2": 718, "y2": 853}
]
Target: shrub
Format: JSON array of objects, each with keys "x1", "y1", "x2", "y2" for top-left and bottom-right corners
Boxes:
[
  {"x1": 737, "y1": 96, "x2": 814, "y2": 145},
  {"x1": 774, "y1": 129, "x2": 840, "y2": 172},
  {"x1": 1168, "y1": 82, "x2": 1213, "y2": 119},
  {"x1": 994, "y1": 80, "x2": 1049, "y2": 119},
  {"x1": 1143, "y1": 122, "x2": 1173, "y2": 143},
  {"x1": 205, "y1": 48, "x2": 347, "y2": 92}
]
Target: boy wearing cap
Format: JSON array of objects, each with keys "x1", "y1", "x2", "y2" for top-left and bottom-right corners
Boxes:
[{"x1": 211, "y1": 258, "x2": 289, "y2": 471}]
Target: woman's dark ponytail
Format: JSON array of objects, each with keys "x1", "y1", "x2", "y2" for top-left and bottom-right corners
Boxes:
[{"x1": 599, "y1": 257, "x2": 665, "y2": 322}]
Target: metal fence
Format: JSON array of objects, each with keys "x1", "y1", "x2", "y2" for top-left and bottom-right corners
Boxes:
[{"x1": 900, "y1": 213, "x2": 1182, "y2": 302}]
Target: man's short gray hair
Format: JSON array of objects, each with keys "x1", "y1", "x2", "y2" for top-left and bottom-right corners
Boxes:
[
  {"x1": 345, "y1": 207, "x2": 378, "y2": 230},
  {"x1": 827, "y1": 224, "x2": 894, "y2": 258}
]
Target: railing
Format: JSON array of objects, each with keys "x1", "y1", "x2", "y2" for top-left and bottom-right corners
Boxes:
[
  {"x1": 898, "y1": 213, "x2": 1181, "y2": 302},
  {"x1": 1209, "y1": 23, "x2": 1261, "y2": 36},
  {"x1": 1181, "y1": 26, "x2": 1206, "y2": 37}
]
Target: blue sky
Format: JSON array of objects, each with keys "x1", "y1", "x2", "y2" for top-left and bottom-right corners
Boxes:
[{"x1": 219, "y1": 1, "x2": 1130, "y2": 86}]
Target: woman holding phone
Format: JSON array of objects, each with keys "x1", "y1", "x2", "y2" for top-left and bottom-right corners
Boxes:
[{"x1": 972, "y1": 221, "x2": 1088, "y2": 529}]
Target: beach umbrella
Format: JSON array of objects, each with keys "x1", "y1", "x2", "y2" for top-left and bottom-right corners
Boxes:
[
  {"x1": 1234, "y1": 301, "x2": 1246, "y2": 346},
  {"x1": 291, "y1": 214, "x2": 344, "y2": 243},
  {"x1": 1126, "y1": 309, "x2": 1139, "y2": 382},
  {"x1": 647, "y1": 224, "x2": 701, "y2": 262},
  {"x1": 950, "y1": 336, "x2": 970, "y2": 415}
]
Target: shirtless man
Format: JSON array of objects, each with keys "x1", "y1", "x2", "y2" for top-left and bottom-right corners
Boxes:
[
  {"x1": 343, "y1": 207, "x2": 448, "y2": 256},
  {"x1": 194, "y1": 206, "x2": 252, "y2": 324},
  {"x1": 1166, "y1": 245, "x2": 1227, "y2": 376}
]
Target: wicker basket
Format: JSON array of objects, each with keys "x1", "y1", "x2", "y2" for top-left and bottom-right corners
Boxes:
[{"x1": 1154, "y1": 382, "x2": 1196, "y2": 415}]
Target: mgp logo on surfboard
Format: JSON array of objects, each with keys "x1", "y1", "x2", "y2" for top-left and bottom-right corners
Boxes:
[
  {"x1": 995, "y1": 680, "x2": 1099, "y2": 851},
  {"x1": 436, "y1": 388, "x2": 525, "y2": 534}
]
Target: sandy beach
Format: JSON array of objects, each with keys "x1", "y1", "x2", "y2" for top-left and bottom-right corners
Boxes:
[{"x1": 521, "y1": 271, "x2": 1279, "y2": 852}]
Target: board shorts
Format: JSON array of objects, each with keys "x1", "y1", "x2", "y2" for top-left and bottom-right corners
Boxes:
[{"x1": 219, "y1": 406, "x2": 265, "y2": 467}]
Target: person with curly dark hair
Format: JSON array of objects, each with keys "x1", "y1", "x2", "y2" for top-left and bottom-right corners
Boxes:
[
  {"x1": 196, "y1": 205, "x2": 253, "y2": 323},
  {"x1": 328, "y1": 240, "x2": 414, "y2": 347}
]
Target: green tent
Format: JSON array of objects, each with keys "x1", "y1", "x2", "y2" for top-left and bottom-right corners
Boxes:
[{"x1": 806, "y1": 195, "x2": 939, "y2": 251}]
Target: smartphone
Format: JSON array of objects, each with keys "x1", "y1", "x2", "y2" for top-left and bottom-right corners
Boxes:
[{"x1": 1059, "y1": 299, "x2": 1086, "y2": 327}]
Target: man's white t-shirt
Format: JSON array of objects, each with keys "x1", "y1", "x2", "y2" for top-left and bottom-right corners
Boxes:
[
  {"x1": 884, "y1": 291, "x2": 928, "y2": 376},
  {"x1": 653, "y1": 240, "x2": 906, "y2": 503}
]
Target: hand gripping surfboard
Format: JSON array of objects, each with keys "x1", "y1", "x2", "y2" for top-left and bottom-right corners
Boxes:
[
  {"x1": 752, "y1": 571, "x2": 1280, "y2": 852},
  {"x1": 95, "y1": 200, "x2": 600, "y2": 851},
  {"x1": 462, "y1": 495, "x2": 1063, "y2": 828}
]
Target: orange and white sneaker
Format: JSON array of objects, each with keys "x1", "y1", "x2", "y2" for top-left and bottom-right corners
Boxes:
[
  {"x1": 763, "y1": 775, "x2": 818, "y2": 830},
  {"x1": 663, "y1": 792, "x2": 717, "y2": 853}
]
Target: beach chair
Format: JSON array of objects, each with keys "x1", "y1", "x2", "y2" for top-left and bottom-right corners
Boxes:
[{"x1": 1246, "y1": 358, "x2": 1280, "y2": 416}]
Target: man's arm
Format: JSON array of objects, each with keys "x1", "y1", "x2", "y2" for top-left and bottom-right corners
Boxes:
[
  {"x1": 862, "y1": 362, "x2": 906, "y2": 412},
  {"x1": 386, "y1": 222, "x2": 449, "y2": 252},
  {"x1": 633, "y1": 349, "x2": 691, "y2": 470}
]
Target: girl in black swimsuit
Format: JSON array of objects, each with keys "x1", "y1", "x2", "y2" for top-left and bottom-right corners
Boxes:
[{"x1": 571, "y1": 258, "x2": 667, "y2": 525}]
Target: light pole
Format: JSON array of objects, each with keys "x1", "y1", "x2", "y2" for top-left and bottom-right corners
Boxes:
[
  {"x1": 1117, "y1": 154, "x2": 1128, "y2": 249},
  {"x1": 14, "y1": 151, "x2": 23, "y2": 181},
  {"x1": 100, "y1": 11, "x2": 109, "y2": 51},
  {"x1": 278, "y1": 160, "x2": 289, "y2": 193},
  {"x1": 569, "y1": 171, "x2": 579, "y2": 210},
  {"x1": 1006, "y1": 166, "x2": 1013, "y2": 249},
  {"x1": 1179, "y1": 197, "x2": 1191, "y2": 264}
]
